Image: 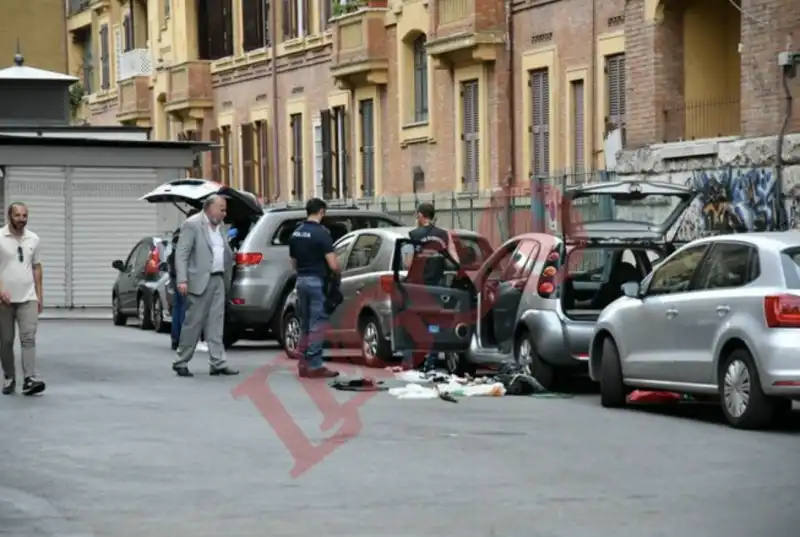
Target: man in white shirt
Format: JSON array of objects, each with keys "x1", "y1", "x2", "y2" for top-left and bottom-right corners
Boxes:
[
  {"x1": 0, "y1": 203, "x2": 45, "y2": 395},
  {"x1": 171, "y1": 195, "x2": 238, "y2": 377}
]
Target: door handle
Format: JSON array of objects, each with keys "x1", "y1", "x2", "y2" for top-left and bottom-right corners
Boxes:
[
  {"x1": 355, "y1": 286, "x2": 364, "y2": 295},
  {"x1": 716, "y1": 305, "x2": 730, "y2": 316},
  {"x1": 665, "y1": 308, "x2": 678, "y2": 319}
]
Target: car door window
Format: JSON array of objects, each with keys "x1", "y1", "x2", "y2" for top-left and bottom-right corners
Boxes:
[
  {"x1": 504, "y1": 240, "x2": 540, "y2": 280},
  {"x1": 272, "y1": 219, "x2": 304, "y2": 245},
  {"x1": 646, "y1": 244, "x2": 709, "y2": 296},
  {"x1": 350, "y1": 216, "x2": 400, "y2": 230},
  {"x1": 129, "y1": 242, "x2": 151, "y2": 273},
  {"x1": 333, "y1": 238, "x2": 355, "y2": 269},
  {"x1": 698, "y1": 243, "x2": 757, "y2": 290},
  {"x1": 485, "y1": 241, "x2": 519, "y2": 281},
  {"x1": 345, "y1": 234, "x2": 382, "y2": 271}
]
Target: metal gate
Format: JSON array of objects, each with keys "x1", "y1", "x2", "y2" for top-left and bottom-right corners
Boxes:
[
  {"x1": 5, "y1": 167, "x2": 69, "y2": 308},
  {"x1": 70, "y1": 168, "x2": 160, "y2": 308}
]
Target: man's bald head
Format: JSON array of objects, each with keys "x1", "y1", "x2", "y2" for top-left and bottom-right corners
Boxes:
[{"x1": 203, "y1": 194, "x2": 227, "y2": 225}]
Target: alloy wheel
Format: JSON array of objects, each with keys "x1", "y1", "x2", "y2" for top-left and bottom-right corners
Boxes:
[
  {"x1": 284, "y1": 314, "x2": 300, "y2": 354},
  {"x1": 723, "y1": 359, "x2": 751, "y2": 418},
  {"x1": 112, "y1": 296, "x2": 120, "y2": 318},
  {"x1": 362, "y1": 321, "x2": 379, "y2": 363},
  {"x1": 137, "y1": 299, "x2": 145, "y2": 323},
  {"x1": 152, "y1": 300, "x2": 163, "y2": 331}
]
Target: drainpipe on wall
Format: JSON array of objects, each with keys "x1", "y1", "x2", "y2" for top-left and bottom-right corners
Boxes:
[
  {"x1": 504, "y1": 0, "x2": 516, "y2": 235},
  {"x1": 270, "y1": 4, "x2": 280, "y2": 201},
  {"x1": 776, "y1": 64, "x2": 794, "y2": 229},
  {"x1": 590, "y1": 0, "x2": 597, "y2": 174}
]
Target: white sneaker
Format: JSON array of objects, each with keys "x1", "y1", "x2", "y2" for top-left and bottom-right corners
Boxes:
[{"x1": 197, "y1": 342, "x2": 209, "y2": 352}]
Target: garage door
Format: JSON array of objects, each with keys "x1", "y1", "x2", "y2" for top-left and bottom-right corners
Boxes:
[
  {"x1": 5, "y1": 167, "x2": 69, "y2": 308},
  {"x1": 70, "y1": 168, "x2": 159, "y2": 308}
]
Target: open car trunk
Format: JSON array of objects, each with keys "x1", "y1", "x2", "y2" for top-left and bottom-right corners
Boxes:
[{"x1": 558, "y1": 180, "x2": 693, "y2": 320}]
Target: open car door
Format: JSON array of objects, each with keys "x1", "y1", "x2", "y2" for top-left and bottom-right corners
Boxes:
[
  {"x1": 389, "y1": 238, "x2": 474, "y2": 353},
  {"x1": 560, "y1": 180, "x2": 695, "y2": 245},
  {"x1": 140, "y1": 178, "x2": 263, "y2": 223}
]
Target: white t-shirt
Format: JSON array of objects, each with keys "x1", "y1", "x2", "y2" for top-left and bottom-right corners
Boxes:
[{"x1": 0, "y1": 226, "x2": 41, "y2": 303}]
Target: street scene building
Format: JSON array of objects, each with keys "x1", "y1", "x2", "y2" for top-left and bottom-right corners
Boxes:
[{"x1": 65, "y1": 0, "x2": 799, "y2": 209}]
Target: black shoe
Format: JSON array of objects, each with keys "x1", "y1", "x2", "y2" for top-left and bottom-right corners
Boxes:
[
  {"x1": 172, "y1": 364, "x2": 194, "y2": 377},
  {"x1": 22, "y1": 377, "x2": 45, "y2": 396},
  {"x1": 210, "y1": 366, "x2": 239, "y2": 376},
  {"x1": 171, "y1": 341, "x2": 179, "y2": 351},
  {"x1": 2, "y1": 377, "x2": 15, "y2": 395}
]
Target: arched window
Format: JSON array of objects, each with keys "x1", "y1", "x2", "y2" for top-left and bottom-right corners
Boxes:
[{"x1": 412, "y1": 34, "x2": 428, "y2": 123}]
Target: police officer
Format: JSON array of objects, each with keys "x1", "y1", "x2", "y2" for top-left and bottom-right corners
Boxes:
[
  {"x1": 288, "y1": 198, "x2": 341, "y2": 379},
  {"x1": 402, "y1": 202, "x2": 457, "y2": 371}
]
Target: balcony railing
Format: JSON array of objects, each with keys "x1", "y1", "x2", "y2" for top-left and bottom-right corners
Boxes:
[
  {"x1": 118, "y1": 49, "x2": 153, "y2": 82},
  {"x1": 330, "y1": 1, "x2": 389, "y2": 85},
  {"x1": 662, "y1": 97, "x2": 741, "y2": 143},
  {"x1": 68, "y1": 0, "x2": 91, "y2": 15}
]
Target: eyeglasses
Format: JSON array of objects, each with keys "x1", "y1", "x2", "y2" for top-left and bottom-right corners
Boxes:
[{"x1": 17, "y1": 246, "x2": 23, "y2": 263}]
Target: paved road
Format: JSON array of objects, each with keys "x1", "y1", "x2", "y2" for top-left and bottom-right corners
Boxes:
[{"x1": 1, "y1": 321, "x2": 798, "y2": 537}]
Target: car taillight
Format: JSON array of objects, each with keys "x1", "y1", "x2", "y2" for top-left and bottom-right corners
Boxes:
[
  {"x1": 538, "y1": 248, "x2": 561, "y2": 298},
  {"x1": 235, "y1": 252, "x2": 263, "y2": 266},
  {"x1": 764, "y1": 294, "x2": 800, "y2": 328},
  {"x1": 379, "y1": 274, "x2": 394, "y2": 293},
  {"x1": 144, "y1": 249, "x2": 159, "y2": 275}
]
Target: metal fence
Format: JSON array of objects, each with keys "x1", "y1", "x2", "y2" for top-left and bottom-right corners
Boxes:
[{"x1": 267, "y1": 171, "x2": 616, "y2": 245}]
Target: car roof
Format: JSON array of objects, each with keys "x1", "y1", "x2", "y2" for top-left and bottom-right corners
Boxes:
[
  {"x1": 264, "y1": 208, "x2": 397, "y2": 218},
  {"x1": 686, "y1": 231, "x2": 800, "y2": 251},
  {"x1": 344, "y1": 227, "x2": 485, "y2": 240}
]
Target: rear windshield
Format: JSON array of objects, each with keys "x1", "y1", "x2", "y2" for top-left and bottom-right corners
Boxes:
[
  {"x1": 451, "y1": 234, "x2": 493, "y2": 271},
  {"x1": 780, "y1": 247, "x2": 800, "y2": 288},
  {"x1": 271, "y1": 216, "x2": 399, "y2": 245},
  {"x1": 566, "y1": 246, "x2": 663, "y2": 282}
]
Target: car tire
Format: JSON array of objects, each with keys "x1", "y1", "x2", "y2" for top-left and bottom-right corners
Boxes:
[
  {"x1": 600, "y1": 337, "x2": 627, "y2": 408},
  {"x1": 112, "y1": 294, "x2": 127, "y2": 326},
  {"x1": 719, "y1": 348, "x2": 782, "y2": 430},
  {"x1": 444, "y1": 352, "x2": 477, "y2": 377},
  {"x1": 281, "y1": 308, "x2": 302, "y2": 359},
  {"x1": 515, "y1": 329, "x2": 555, "y2": 391},
  {"x1": 359, "y1": 314, "x2": 392, "y2": 367},
  {"x1": 272, "y1": 285, "x2": 294, "y2": 345},
  {"x1": 137, "y1": 294, "x2": 153, "y2": 330},
  {"x1": 151, "y1": 294, "x2": 169, "y2": 333}
]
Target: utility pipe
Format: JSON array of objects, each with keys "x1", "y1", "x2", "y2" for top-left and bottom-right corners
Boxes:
[{"x1": 270, "y1": 1, "x2": 280, "y2": 201}]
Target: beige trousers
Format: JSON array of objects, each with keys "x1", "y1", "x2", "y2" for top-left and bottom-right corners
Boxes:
[{"x1": 0, "y1": 300, "x2": 39, "y2": 379}]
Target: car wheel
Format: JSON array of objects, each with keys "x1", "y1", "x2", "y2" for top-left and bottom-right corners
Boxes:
[
  {"x1": 151, "y1": 295, "x2": 169, "y2": 333},
  {"x1": 112, "y1": 294, "x2": 127, "y2": 326},
  {"x1": 600, "y1": 337, "x2": 627, "y2": 408},
  {"x1": 444, "y1": 352, "x2": 477, "y2": 377},
  {"x1": 282, "y1": 309, "x2": 301, "y2": 359},
  {"x1": 137, "y1": 295, "x2": 153, "y2": 330},
  {"x1": 360, "y1": 315, "x2": 392, "y2": 367},
  {"x1": 719, "y1": 348, "x2": 782, "y2": 430},
  {"x1": 515, "y1": 329, "x2": 555, "y2": 391}
]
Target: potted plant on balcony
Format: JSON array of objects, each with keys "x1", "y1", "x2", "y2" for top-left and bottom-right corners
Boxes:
[
  {"x1": 333, "y1": 0, "x2": 367, "y2": 16},
  {"x1": 69, "y1": 81, "x2": 86, "y2": 119}
]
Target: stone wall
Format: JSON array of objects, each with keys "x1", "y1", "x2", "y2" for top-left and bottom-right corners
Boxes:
[{"x1": 612, "y1": 134, "x2": 800, "y2": 238}]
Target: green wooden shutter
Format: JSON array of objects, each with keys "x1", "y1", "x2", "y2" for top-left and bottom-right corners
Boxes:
[
  {"x1": 530, "y1": 69, "x2": 549, "y2": 177},
  {"x1": 572, "y1": 79, "x2": 585, "y2": 172},
  {"x1": 461, "y1": 79, "x2": 479, "y2": 192}
]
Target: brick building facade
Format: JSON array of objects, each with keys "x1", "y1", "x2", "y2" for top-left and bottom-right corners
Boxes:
[{"x1": 67, "y1": 0, "x2": 800, "y2": 201}]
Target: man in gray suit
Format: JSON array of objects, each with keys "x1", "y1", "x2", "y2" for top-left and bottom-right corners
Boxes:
[{"x1": 171, "y1": 195, "x2": 239, "y2": 377}]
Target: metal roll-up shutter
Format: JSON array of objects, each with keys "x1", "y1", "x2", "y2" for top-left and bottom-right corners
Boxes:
[
  {"x1": 70, "y1": 168, "x2": 159, "y2": 308},
  {"x1": 5, "y1": 167, "x2": 68, "y2": 308}
]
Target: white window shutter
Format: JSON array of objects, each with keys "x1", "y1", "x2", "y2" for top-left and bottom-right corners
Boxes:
[{"x1": 114, "y1": 25, "x2": 123, "y2": 83}]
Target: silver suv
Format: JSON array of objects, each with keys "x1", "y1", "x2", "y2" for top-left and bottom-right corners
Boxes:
[{"x1": 141, "y1": 179, "x2": 403, "y2": 347}]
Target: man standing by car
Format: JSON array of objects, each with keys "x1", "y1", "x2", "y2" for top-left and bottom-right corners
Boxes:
[
  {"x1": 402, "y1": 202, "x2": 456, "y2": 372},
  {"x1": 289, "y1": 198, "x2": 340, "y2": 379},
  {"x1": 171, "y1": 196, "x2": 238, "y2": 377},
  {"x1": 168, "y1": 209, "x2": 199, "y2": 351},
  {"x1": 0, "y1": 202, "x2": 46, "y2": 396}
]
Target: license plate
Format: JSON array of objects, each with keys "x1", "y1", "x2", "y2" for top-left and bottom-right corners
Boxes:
[{"x1": 428, "y1": 325, "x2": 440, "y2": 334}]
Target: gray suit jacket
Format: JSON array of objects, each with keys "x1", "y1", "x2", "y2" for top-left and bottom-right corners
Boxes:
[{"x1": 175, "y1": 213, "x2": 233, "y2": 295}]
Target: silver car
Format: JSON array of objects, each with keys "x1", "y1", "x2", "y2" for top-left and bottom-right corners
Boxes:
[
  {"x1": 280, "y1": 227, "x2": 493, "y2": 371},
  {"x1": 140, "y1": 179, "x2": 403, "y2": 347},
  {"x1": 589, "y1": 231, "x2": 800, "y2": 429}
]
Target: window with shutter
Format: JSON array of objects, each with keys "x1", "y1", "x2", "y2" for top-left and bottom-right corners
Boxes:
[
  {"x1": 222, "y1": 0, "x2": 234, "y2": 56},
  {"x1": 299, "y1": 0, "x2": 309, "y2": 37},
  {"x1": 332, "y1": 106, "x2": 348, "y2": 199},
  {"x1": 81, "y1": 30, "x2": 94, "y2": 94},
  {"x1": 530, "y1": 68, "x2": 550, "y2": 177},
  {"x1": 283, "y1": 0, "x2": 297, "y2": 39},
  {"x1": 191, "y1": 130, "x2": 204, "y2": 178},
  {"x1": 320, "y1": 0, "x2": 332, "y2": 31},
  {"x1": 359, "y1": 99, "x2": 375, "y2": 198},
  {"x1": 220, "y1": 126, "x2": 232, "y2": 185},
  {"x1": 606, "y1": 53, "x2": 626, "y2": 144},
  {"x1": 122, "y1": 13, "x2": 133, "y2": 51},
  {"x1": 313, "y1": 118, "x2": 323, "y2": 198},
  {"x1": 241, "y1": 123, "x2": 256, "y2": 193},
  {"x1": 255, "y1": 121, "x2": 270, "y2": 200},
  {"x1": 321, "y1": 109, "x2": 333, "y2": 198},
  {"x1": 99, "y1": 24, "x2": 110, "y2": 90},
  {"x1": 242, "y1": 0, "x2": 268, "y2": 51},
  {"x1": 461, "y1": 79, "x2": 479, "y2": 192},
  {"x1": 413, "y1": 35, "x2": 428, "y2": 123},
  {"x1": 571, "y1": 79, "x2": 585, "y2": 172},
  {"x1": 210, "y1": 129, "x2": 222, "y2": 183},
  {"x1": 290, "y1": 114, "x2": 304, "y2": 200},
  {"x1": 113, "y1": 26, "x2": 123, "y2": 83}
]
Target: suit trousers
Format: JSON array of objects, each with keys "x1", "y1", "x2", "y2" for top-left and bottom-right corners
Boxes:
[
  {"x1": 0, "y1": 300, "x2": 39, "y2": 379},
  {"x1": 173, "y1": 274, "x2": 226, "y2": 369}
]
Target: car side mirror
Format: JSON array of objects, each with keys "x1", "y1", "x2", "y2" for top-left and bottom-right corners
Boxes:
[
  {"x1": 621, "y1": 281, "x2": 641, "y2": 298},
  {"x1": 112, "y1": 259, "x2": 125, "y2": 272}
]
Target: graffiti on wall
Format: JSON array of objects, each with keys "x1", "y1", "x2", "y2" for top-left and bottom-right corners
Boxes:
[{"x1": 675, "y1": 168, "x2": 779, "y2": 240}]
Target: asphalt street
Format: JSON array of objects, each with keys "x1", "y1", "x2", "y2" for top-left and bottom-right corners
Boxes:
[{"x1": 1, "y1": 321, "x2": 798, "y2": 537}]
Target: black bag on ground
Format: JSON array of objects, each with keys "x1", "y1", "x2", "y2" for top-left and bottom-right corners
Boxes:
[{"x1": 494, "y1": 361, "x2": 548, "y2": 395}]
